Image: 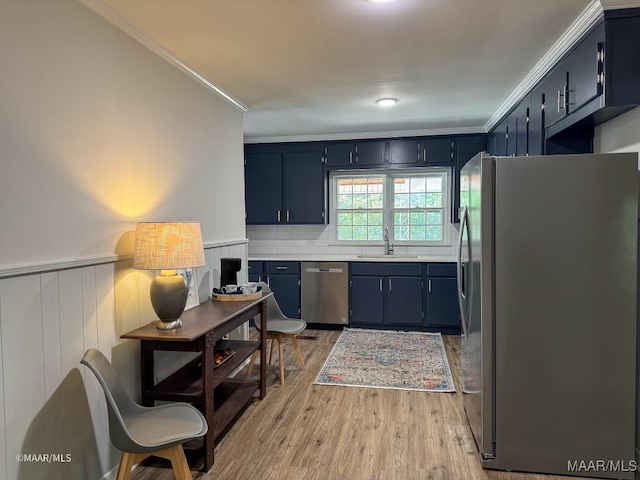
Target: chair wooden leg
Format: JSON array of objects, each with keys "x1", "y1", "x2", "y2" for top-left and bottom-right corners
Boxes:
[
  {"x1": 289, "y1": 335, "x2": 306, "y2": 371},
  {"x1": 115, "y1": 452, "x2": 150, "y2": 480},
  {"x1": 278, "y1": 336, "x2": 285, "y2": 385},
  {"x1": 164, "y1": 445, "x2": 194, "y2": 480},
  {"x1": 268, "y1": 337, "x2": 275, "y2": 365},
  {"x1": 246, "y1": 350, "x2": 258, "y2": 377}
]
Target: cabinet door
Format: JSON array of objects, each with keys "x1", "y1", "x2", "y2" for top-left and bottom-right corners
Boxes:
[
  {"x1": 387, "y1": 276, "x2": 423, "y2": 325},
  {"x1": 453, "y1": 135, "x2": 486, "y2": 223},
  {"x1": 540, "y1": 64, "x2": 568, "y2": 127},
  {"x1": 506, "y1": 112, "x2": 518, "y2": 157},
  {"x1": 426, "y1": 277, "x2": 461, "y2": 329},
  {"x1": 566, "y1": 22, "x2": 604, "y2": 113},
  {"x1": 489, "y1": 121, "x2": 508, "y2": 156},
  {"x1": 245, "y1": 153, "x2": 283, "y2": 224},
  {"x1": 267, "y1": 273, "x2": 300, "y2": 318},
  {"x1": 515, "y1": 95, "x2": 531, "y2": 157},
  {"x1": 355, "y1": 140, "x2": 386, "y2": 166},
  {"x1": 284, "y1": 151, "x2": 325, "y2": 224},
  {"x1": 325, "y1": 142, "x2": 354, "y2": 167},
  {"x1": 528, "y1": 87, "x2": 544, "y2": 156},
  {"x1": 389, "y1": 139, "x2": 419, "y2": 165},
  {"x1": 420, "y1": 137, "x2": 454, "y2": 164},
  {"x1": 350, "y1": 276, "x2": 384, "y2": 325}
]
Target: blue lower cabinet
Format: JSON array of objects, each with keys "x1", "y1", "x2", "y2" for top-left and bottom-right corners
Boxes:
[
  {"x1": 265, "y1": 262, "x2": 301, "y2": 318},
  {"x1": 387, "y1": 276, "x2": 424, "y2": 326},
  {"x1": 350, "y1": 276, "x2": 385, "y2": 325},
  {"x1": 350, "y1": 263, "x2": 423, "y2": 329},
  {"x1": 425, "y1": 264, "x2": 461, "y2": 334}
]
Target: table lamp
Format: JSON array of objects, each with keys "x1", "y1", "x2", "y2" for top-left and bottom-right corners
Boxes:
[{"x1": 133, "y1": 222, "x2": 206, "y2": 329}]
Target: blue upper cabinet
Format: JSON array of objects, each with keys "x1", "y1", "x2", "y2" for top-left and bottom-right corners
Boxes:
[
  {"x1": 324, "y1": 142, "x2": 354, "y2": 167},
  {"x1": 284, "y1": 151, "x2": 325, "y2": 224},
  {"x1": 354, "y1": 140, "x2": 386, "y2": 166},
  {"x1": 419, "y1": 136, "x2": 454, "y2": 164},
  {"x1": 245, "y1": 144, "x2": 326, "y2": 225},
  {"x1": 245, "y1": 152, "x2": 283, "y2": 224},
  {"x1": 389, "y1": 138, "x2": 419, "y2": 165},
  {"x1": 452, "y1": 135, "x2": 486, "y2": 223}
]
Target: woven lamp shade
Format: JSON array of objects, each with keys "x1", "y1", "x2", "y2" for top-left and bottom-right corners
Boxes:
[{"x1": 133, "y1": 222, "x2": 205, "y2": 270}]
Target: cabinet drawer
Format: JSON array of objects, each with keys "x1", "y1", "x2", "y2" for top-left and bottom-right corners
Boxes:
[
  {"x1": 350, "y1": 262, "x2": 422, "y2": 277},
  {"x1": 248, "y1": 261, "x2": 264, "y2": 274},
  {"x1": 426, "y1": 263, "x2": 457, "y2": 277},
  {"x1": 266, "y1": 261, "x2": 300, "y2": 274}
]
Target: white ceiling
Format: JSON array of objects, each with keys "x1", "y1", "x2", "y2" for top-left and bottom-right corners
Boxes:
[{"x1": 83, "y1": 0, "x2": 637, "y2": 142}]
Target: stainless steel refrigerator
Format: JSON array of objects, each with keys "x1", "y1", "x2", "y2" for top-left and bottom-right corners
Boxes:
[{"x1": 457, "y1": 152, "x2": 638, "y2": 479}]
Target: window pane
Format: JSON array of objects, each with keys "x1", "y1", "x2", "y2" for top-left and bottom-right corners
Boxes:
[
  {"x1": 410, "y1": 226, "x2": 426, "y2": 241},
  {"x1": 369, "y1": 212, "x2": 383, "y2": 225},
  {"x1": 426, "y1": 177, "x2": 442, "y2": 192},
  {"x1": 353, "y1": 212, "x2": 368, "y2": 225},
  {"x1": 410, "y1": 211, "x2": 426, "y2": 225},
  {"x1": 338, "y1": 226, "x2": 352, "y2": 241},
  {"x1": 395, "y1": 225, "x2": 409, "y2": 241},
  {"x1": 426, "y1": 211, "x2": 442, "y2": 224},
  {"x1": 338, "y1": 194, "x2": 352, "y2": 209},
  {"x1": 368, "y1": 226, "x2": 383, "y2": 240},
  {"x1": 410, "y1": 193, "x2": 425, "y2": 208},
  {"x1": 425, "y1": 192, "x2": 442, "y2": 207},
  {"x1": 368, "y1": 193, "x2": 383, "y2": 208},
  {"x1": 426, "y1": 226, "x2": 442, "y2": 241},
  {"x1": 338, "y1": 180, "x2": 353, "y2": 194},
  {"x1": 353, "y1": 225, "x2": 368, "y2": 240},
  {"x1": 394, "y1": 211, "x2": 409, "y2": 225},
  {"x1": 353, "y1": 193, "x2": 368, "y2": 209},
  {"x1": 394, "y1": 193, "x2": 410, "y2": 208},
  {"x1": 337, "y1": 212, "x2": 352, "y2": 225},
  {"x1": 394, "y1": 178, "x2": 409, "y2": 193},
  {"x1": 410, "y1": 177, "x2": 426, "y2": 192}
]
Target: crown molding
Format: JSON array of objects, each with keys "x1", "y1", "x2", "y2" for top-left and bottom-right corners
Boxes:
[
  {"x1": 484, "y1": 0, "x2": 604, "y2": 131},
  {"x1": 244, "y1": 126, "x2": 487, "y2": 144},
  {"x1": 77, "y1": 0, "x2": 248, "y2": 113}
]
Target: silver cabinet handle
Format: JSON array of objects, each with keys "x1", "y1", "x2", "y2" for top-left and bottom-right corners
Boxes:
[
  {"x1": 423, "y1": 148, "x2": 427, "y2": 163},
  {"x1": 286, "y1": 210, "x2": 290, "y2": 222},
  {"x1": 428, "y1": 280, "x2": 432, "y2": 293},
  {"x1": 389, "y1": 278, "x2": 392, "y2": 292},
  {"x1": 349, "y1": 151, "x2": 353, "y2": 164},
  {"x1": 379, "y1": 278, "x2": 383, "y2": 292},
  {"x1": 277, "y1": 210, "x2": 281, "y2": 222},
  {"x1": 275, "y1": 266, "x2": 288, "y2": 270}
]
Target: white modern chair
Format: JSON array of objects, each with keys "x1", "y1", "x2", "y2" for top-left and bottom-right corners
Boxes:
[
  {"x1": 81, "y1": 348, "x2": 208, "y2": 480},
  {"x1": 247, "y1": 281, "x2": 307, "y2": 385}
]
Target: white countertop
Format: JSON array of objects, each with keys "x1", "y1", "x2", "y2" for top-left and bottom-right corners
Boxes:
[{"x1": 248, "y1": 254, "x2": 457, "y2": 263}]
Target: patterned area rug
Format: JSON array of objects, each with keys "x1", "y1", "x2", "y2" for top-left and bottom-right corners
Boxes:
[{"x1": 314, "y1": 328, "x2": 455, "y2": 392}]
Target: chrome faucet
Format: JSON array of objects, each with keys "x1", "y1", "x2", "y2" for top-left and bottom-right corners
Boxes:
[{"x1": 384, "y1": 227, "x2": 394, "y2": 255}]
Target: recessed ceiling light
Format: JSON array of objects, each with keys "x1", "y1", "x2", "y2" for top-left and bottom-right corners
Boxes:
[{"x1": 376, "y1": 98, "x2": 398, "y2": 107}]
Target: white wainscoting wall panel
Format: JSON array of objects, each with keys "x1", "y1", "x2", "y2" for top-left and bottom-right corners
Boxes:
[{"x1": 0, "y1": 241, "x2": 247, "y2": 480}]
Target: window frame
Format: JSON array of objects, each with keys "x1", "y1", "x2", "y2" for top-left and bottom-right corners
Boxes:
[{"x1": 329, "y1": 167, "x2": 452, "y2": 246}]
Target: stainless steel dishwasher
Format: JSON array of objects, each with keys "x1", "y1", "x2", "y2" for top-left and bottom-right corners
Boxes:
[{"x1": 301, "y1": 262, "x2": 349, "y2": 325}]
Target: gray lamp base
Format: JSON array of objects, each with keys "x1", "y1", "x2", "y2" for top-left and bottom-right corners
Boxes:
[
  {"x1": 152, "y1": 319, "x2": 183, "y2": 330},
  {"x1": 150, "y1": 270, "x2": 188, "y2": 330}
]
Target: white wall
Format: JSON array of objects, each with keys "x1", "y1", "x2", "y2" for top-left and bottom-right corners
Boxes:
[{"x1": 0, "y1": 1, "x2": 247, "y2": 479}]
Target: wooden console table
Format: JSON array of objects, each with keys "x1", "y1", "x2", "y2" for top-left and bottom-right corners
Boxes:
[{"x1": 121, "y1": 293, "x2": 271, "y2": 471}]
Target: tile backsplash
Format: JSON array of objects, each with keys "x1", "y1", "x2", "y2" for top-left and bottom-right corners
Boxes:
[{"x1": 246, "y1": 223, "x2": 459, "y2": 257}]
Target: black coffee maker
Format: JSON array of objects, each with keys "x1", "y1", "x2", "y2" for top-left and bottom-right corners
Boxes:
[{"x1": 220, "y1": 258, "x2": 241, "y2": 287}]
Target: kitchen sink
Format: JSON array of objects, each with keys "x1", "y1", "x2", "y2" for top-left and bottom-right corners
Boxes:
[{"x1": 356, "y1": 254, "x2": 418, "y2": 259}]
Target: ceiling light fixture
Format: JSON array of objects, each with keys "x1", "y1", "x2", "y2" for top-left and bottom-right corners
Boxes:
[{"x1": 376, "y1": 97, "x2": 398, "y2": 107}]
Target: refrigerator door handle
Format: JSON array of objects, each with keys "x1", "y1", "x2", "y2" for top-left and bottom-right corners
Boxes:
[{"x1": 457, "y1": 206, "x2": 469, "y2": 337}]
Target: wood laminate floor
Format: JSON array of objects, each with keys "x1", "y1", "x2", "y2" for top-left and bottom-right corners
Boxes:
[{"x1": 130, "y1": 329, "x2": 629, "y2": 480}]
